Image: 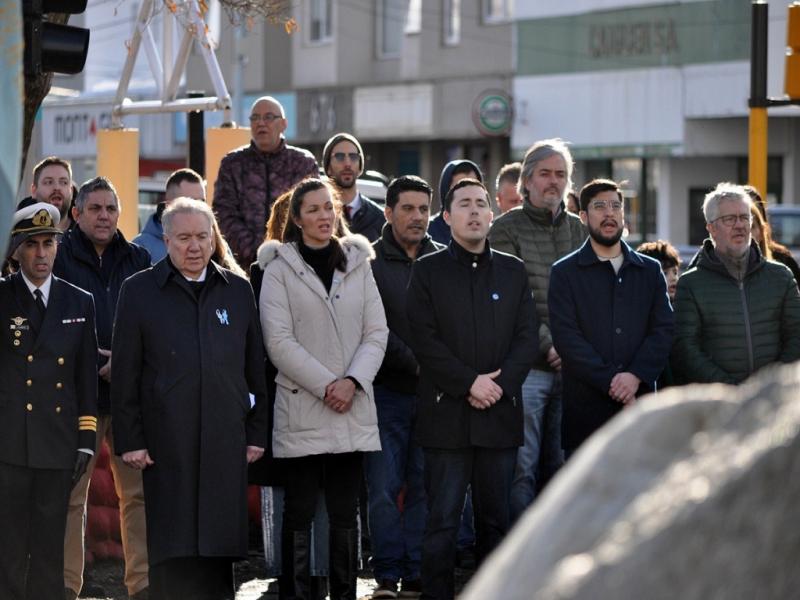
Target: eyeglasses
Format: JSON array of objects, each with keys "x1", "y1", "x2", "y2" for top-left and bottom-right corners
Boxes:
[
  {"x1": 711, "y1": 214, "x2": 752, "y2": 227},
  {"x1": 249, "y1": 113, "x2": 283, "y2": 123},
  {"x1": 588, "y1": 200, "x2": 623, "y2": 212},
  {"x1": 332, "y1": 152, "x2": 360, "y2": 163}
]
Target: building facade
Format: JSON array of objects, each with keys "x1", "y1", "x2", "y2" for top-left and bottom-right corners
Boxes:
[{"x1": 513, "y1": 0, "x2": 800, "y2": 247}]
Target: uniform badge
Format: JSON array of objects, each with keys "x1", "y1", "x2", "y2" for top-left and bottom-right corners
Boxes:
[
  {"x1": 216, "y1": 309, "x2": 229, "y2": 325},
  {"x1": 10, "y1": 316, "x2": 29, "y2": 331},
  {"x1": 31, "y1": 209, "x2": 53, "y2": 227}
]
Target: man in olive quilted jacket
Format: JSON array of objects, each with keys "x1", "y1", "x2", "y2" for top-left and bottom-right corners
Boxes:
[{"x1": 489, "y1": 139, "x2": 586, "y2": 522}]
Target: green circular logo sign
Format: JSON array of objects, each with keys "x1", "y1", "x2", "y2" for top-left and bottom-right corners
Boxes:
[{"x1": 472, "y1": 90, "x2": 512, "y2": 137}]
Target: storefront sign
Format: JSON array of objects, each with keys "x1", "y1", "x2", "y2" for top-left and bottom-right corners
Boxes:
[{"x1": 472, "y1": 90, "x2": 512, "y2": 137}]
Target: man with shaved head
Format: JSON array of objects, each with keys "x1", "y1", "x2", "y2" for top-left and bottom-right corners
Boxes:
[{"x1": 213, "y1": 96, "x2": 318, "y2": 267}]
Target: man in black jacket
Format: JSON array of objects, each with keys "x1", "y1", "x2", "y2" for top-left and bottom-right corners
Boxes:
[
  {"x1": 323, "y1": 132, "x2": 385, "y2": 241},
  {"x1": 53, "y1": 176, "x2": 152, "y2": 600},
  {"x1": 0, "y1": 199, "x2": 97, "y2": 599},
  {"x1": 367, "y1": 176, "x2": 443, "y2": 599},
  {"x1": 407, "y1": 179, "x2": 539, "y2": 600}
]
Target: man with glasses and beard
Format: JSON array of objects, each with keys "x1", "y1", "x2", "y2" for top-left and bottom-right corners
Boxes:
[
  {"x1": 213, "y1": 96, "x2": 318, "y2": 268},
  {"x1": 548, "y1": 179, "x2": 673, "y2": 457},
  {"x1": 323, "y1": 133, "x2": 385, "y2": 241},
  {"x1": 671, "y1": 182, "x2": 800, "y2": 385}
]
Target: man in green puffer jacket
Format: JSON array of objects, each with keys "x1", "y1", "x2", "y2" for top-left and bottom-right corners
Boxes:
[{"x1": 673, "y1": 182, "x2": 800, "y2": 384}]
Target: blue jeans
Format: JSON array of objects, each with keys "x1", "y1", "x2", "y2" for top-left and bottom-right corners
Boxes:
[
  {"x1": 364, "y1": 386, "x2": 426, "y2": 582},
  {"x1": 420, "y1": 447, "x2": 516, "y2": 600},
  {"x1": 509, "y1": 369, "x2": 564, "y2": 522}
]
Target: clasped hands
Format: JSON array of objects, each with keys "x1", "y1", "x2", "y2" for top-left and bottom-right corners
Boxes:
[
  {"x1": 609, "y1": 371, "x2": 640, "y2": 406},
  {"x1": 324, "y1": 378, "x2": 356, "y2": 414},
  {"x1": 467, "y1": 369, "x2": 503, "y2": 410}
]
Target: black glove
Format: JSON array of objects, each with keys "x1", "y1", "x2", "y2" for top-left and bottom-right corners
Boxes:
[{"x1": 71, "y1": 452, "x2": 92, "y2": 489}]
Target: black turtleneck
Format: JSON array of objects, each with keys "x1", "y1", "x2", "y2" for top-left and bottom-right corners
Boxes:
[{"x1": 299, "y1": 240, "x2": 336, "y2": 292}]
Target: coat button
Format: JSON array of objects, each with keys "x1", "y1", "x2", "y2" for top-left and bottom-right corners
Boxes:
[
  {"x1": 291, "y1": 389, "x2": 298, "y2": 394},
  {"x1": 615, "y1": 327, "x2": 622, "y2": 334},
  {"x1": 27, "y1": 355, "x2": 33, "y2": 362},
  {"x1": 56, "y1": 406, "x2": 61, "y2": 413},
  {"x1": 56, "y1": 382, "x2": 63, "y2": 390},
  {"x1": 58, "y1": 357, "x2": 65, "y2": 365},
  {"x1": 26, "y1": 403, "x2": 32, "y2": 411},
  {"x1": 26, "y1": 379, "x2": 32, "y2": 387},
  {"x1": 13, "y1": 340, "x2": 20, "y2": 346},
  {"x1": 14, "y1": 331, "x2": 21, "y2": 338}
]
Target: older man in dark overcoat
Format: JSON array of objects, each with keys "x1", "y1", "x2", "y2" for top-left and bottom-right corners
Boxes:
[
  {"x1": 111, "y1": 198, "x2": 269, "y2": 599},
  {"x1": 0, "y1": 199, "x2": 98, "y2": 599}
]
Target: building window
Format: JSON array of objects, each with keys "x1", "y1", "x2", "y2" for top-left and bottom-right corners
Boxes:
[
  {"x1": 443, "y1": 0, "x2": 461, "y2": 46},
  {"x1": 309, "y1": 0, "x2": 332, "y2": 44},
  {"x1": 405, "y1": 0, "x2": 421, "y2": 34},
  {"x1": 379, "y1": 0, "x2": 405, "y2": 57},
  {"x1": 483, "y1": 0, "x2": 512, "y2": 24}
]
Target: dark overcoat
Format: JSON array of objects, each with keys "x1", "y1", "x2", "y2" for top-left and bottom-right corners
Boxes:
[
  {"x1": 406, "y1": 241, "x2": 539, "y2": 449},
  {"x1": 0, "y1": 273, "x2": 98, "y2": 467},
  {"x1": 111, "y1": 258, "x2": 269, "y2": 566},
  {"x1": 548, "y1": 240, "x2": 674, "y2": 451}
]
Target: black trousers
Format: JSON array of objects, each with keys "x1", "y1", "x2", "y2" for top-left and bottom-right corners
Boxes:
[
  {"x1": 283, "y1": 452, "x2": 363, "y2": 531},
  {"x1": 420, "y1": 447, "x2": 516, "y2": 600},
  {"x1": 0, "y1": 461, "x2": 72, "y2": 600},
  {"x1": 149, "y1": 557, "x2": 234, "y2": 600}
]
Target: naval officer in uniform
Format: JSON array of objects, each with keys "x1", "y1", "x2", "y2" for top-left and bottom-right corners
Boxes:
[{"x1": 0, "y1": 199, "x2": 98, "y2": 599}]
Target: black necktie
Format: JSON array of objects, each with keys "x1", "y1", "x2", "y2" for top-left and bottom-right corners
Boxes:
[
  {"x1": 31, "y1": 289, "x2": 46, "y2": 333},
  {"x1": 345, "y1": 205, "x2": 353, "y2": 222}
]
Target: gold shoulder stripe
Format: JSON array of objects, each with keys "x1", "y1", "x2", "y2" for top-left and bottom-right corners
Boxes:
[{"x1": 79, "y1": 423, "x2": 97, "y2": 431}]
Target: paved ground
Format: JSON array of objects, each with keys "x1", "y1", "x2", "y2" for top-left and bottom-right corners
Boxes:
[{"x1": 80, "y1": 555, "x2": 473, "y2": 599}]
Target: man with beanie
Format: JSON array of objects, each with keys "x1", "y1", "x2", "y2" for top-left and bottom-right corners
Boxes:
[
  {"x1": 0, "y1": 199, "x2": 98, "y2": 599},
  {"x1": 428, "y1": 160, "x2": 483, "y2": 245},
  {"x1": 323, "y1": 132, "x2": 385, "y2": 241},
  {"x1": 490, "y1": 138, "x2": 586, "y2": 521},
  {"x1": 214, "y1": 96, "x2": 318, "y2": 267}
]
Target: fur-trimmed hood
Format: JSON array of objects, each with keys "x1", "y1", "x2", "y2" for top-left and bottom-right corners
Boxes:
[{"x1": 256, "y1": 234, "x2": 375, "y2": 271}]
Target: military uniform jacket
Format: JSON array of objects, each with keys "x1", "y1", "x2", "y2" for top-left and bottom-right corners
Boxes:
[
  {"x1": 0, "y1": 273, "x2": 98, "y2": 469},
  {"x1": 111, "y1": 258, "x2": 269, "y2": 565}
]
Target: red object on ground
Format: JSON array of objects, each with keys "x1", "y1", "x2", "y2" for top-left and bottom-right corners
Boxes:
[{"x1": 86, "y1": 442, "x2": 122, "y2": 562}]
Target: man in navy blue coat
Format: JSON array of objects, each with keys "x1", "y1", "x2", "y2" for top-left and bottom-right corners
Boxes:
[{"x1": 548, "y1": 179, "x2": 673, "y2": 456}]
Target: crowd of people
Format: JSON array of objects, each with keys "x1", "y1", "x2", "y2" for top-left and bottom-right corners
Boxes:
[{"x1": 2, "y1": 95, "x2": 800, "y2": 600}]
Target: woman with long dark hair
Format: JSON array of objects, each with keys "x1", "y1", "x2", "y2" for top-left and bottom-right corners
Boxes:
[{"x1": 259, "y1": 178, "x2": 387, "y2": 599}]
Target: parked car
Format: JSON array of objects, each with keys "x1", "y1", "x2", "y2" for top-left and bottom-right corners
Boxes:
[{"x1": 767, "y1": 205, "x2": 800, "y2": 255}]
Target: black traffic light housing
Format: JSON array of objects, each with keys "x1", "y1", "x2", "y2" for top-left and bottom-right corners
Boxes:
[{"x1": 23, "y1": 0, "x2": 90, "y2": 76}]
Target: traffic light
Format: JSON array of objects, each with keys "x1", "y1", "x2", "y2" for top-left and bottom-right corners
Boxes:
[
  {"x1": 787, "y1": 2, "x2": 800, "y2": 99},
  {"x1": 23, "y1": 0, "x2": 90, "y2": 76}
]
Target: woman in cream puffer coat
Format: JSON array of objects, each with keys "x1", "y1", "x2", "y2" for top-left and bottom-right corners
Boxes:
[{"x1": 259, "y1": 178, "x2": 387, "y2": 600}]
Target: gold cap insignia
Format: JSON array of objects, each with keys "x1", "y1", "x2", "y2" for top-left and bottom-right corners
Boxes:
[{"x1": 31, "y1": 209, "x2": 53, "y2": 227}]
